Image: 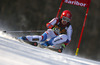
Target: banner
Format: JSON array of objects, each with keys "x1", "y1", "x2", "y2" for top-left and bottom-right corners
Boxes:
[{"x1": 64, "y1": 0, "x2": 91, "y2": 8}]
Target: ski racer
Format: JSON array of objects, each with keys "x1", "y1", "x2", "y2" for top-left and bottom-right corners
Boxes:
[{"x1": 18, "y1": 10, "x2": 73, "y2": 52}]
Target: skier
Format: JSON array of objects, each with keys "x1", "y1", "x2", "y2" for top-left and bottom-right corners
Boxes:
[{"x1": 18, "y1": 10, "x2": 73, "y2": 52}]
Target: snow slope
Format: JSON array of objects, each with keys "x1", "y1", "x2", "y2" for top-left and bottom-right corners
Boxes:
[{"x1": 0, "y1": 32, "x2": 100, "y2": 65}]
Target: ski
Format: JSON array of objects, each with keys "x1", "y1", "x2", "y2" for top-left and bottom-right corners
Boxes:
[{"x1": 16, "y1": 37, "x2": 64, "y2": 53}]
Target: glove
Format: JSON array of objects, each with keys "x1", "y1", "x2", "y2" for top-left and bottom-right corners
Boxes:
[
  {"x1": 46, "y1": 23, "x2": 53, "y2": 29},
  {"x1": 60, "y1": 42, "x2": 69, "y2": 49},
  {"x1": 61, "y1": 44, "x2": 66, "y2": 49},
  {"x1": 53, "y1": 27, "x2": 60, "y2": 34}
]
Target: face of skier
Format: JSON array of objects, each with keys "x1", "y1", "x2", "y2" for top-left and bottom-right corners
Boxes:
[
  {"x1": 61, "y1": 20, "x2": 67, "y2": 25},
  {"x1": 61, "y1": 16, "x2": 70, "y2": 25}
]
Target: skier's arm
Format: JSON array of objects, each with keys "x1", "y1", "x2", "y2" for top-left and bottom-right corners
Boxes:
[
  {"x1": 46, "y1": 18, "x2": 58, "y2": 29},
  {"x1": 67, "y1": 25, "x2": 73, "y2": 42},
  {"x1": 63, "y1": 25, "x2": 73, "y2": 46}
]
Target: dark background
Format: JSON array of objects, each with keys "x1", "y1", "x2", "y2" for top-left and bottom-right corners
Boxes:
[{"x1": 0, "y1": 0, "x2": 100, "y2": 61}]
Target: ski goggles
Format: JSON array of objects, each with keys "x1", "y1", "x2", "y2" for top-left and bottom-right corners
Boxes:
[{"x1": 62, "y1": 16, "x2": 70, "y2": 22}]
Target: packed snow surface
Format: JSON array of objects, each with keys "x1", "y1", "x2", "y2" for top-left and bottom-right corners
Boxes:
[{"x1": 0, "y1": 32, "x2": 99, "y2": 65}]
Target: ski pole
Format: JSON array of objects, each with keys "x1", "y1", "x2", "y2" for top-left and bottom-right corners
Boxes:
[
  {"x1": 56, "y1": 0, "x2": 64, "y2": 18},
  {"x1": 3, "y1": 30, "x2": 45, "y2": 33},
  {"x1": 75, "y1": 7, "x2": 90, "y2": 56}
]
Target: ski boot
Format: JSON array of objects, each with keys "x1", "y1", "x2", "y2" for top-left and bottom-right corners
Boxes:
[
  {"x1": 18, "y1": 36, "x2": 38, "y2": 46},
  {"x1": 29, "y1": 42, "x2": 38, "y2": 46},
  {"x1": 30, "y1": 36, "x2": 40, "y2": 46},
  {"x1": 18, "y1": 36, "x2": 28, "y2": 40},
  {"x1": 58, "y1": 44, "x2": 66, "y2": 53},
  {"x1": 41, "y1": 42, "x2": 49, "y2": 46}
]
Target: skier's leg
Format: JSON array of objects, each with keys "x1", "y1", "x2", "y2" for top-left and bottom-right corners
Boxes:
[
  {"x1": 18, "y1": 30, "x2": 48, "y2": 42},
  {"x1": 26, "y1": 29, "x2": 56, "y2": 42},
  {"x1": 18, "y1": 29, "x2": 55, "y2": 42},
  {"x1": 48, "y1": 34, "x2": 68, "y2": 45},
  {"x1": 47, "y1": 34, "x2": 69, "y2": 52},
  {"x1": 26, "y1": 35, "x2": 42, "y2": 42},
  {"x1": 42, "y1": 29, "x2": 57, "y2": 40},
  {"x1": 41, "y1": 32, "x2": 48, "y2": 41},
  {"x1": 18, "y1": 29, "x2": 57, "y2": 46},
  {"x1": 41, "y1": 34, "x2": 68, "y2": 46},
  {"x1": 40, "y1": 29, "x2": 57, "y2": 46},
  {"x1": 18, "y1": 35, "x2": 42, "y2": 42}
]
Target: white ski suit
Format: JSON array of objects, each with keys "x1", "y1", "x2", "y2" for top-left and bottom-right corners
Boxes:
[{"x1": 26, "y1": 18, "x2": 73, "y2": 45}]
